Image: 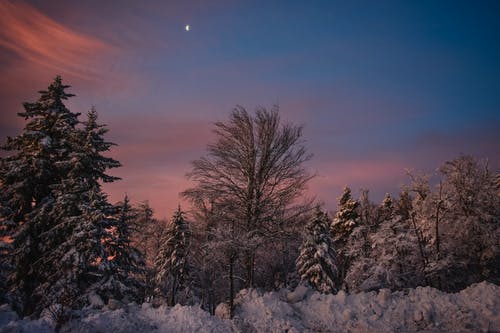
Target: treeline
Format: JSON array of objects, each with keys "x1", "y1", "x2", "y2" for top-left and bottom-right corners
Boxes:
[
  {"x1": 330, "y1": 159, "x2": 499, "y2": 294},
  {"x1": 0, "y1": 77, "x2": 499, "y2": 325}
]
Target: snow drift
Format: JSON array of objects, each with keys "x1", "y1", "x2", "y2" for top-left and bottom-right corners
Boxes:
[
  {"x1": 1, "y1": 281, "x2": 498, "y2": 333},
  {"x1": 234, "y1": 281, "x2": 499, "y2": 332}
]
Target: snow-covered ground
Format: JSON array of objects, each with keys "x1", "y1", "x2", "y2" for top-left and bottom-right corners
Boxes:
[{"x1": 1, "y1": 281, "x2": 498, "y2": 333}]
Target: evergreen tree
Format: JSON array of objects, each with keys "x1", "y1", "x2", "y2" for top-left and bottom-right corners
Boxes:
[
  {"x1": 80, "y1": 107, "x2": 121, "y2": 185},
  {"x1": 100, "y1": 196, "x2": 146, "y2": 303},
  {"x1": 0, "y1": 77, "x2": 81, "y2": 314},
  {"x1": 330, "y1": 186, "x2": 360, "y2": 287},
  {"x1": 296, "y1": 208, "x2": 339, "y2": 293},
  {"x1": 0, "y1": 78, "x2": 124, "y2": 316},
  {"x1": 331, "y1": 186, "x2": 360, "y2": 244},
  {"x1": 36, "y1": 184, "x2": 113, "y2": 313},
  {"x1": 0, "y1": 77, "x2": 78, "y2": 224},
  {"x1": 29, "y1": 106, "x2": 122, "y2": 314},
  {"x1": 154, "y1": 207, "x2": 191, "y2": 306}
]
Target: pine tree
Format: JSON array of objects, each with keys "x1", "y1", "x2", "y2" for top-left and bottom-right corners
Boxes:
[
  {"x1": 296, "y1": 208, "x2": 339, "y2": 293},
  {"x1": 330, "y1": 186, "x2": 360, "y2": 287},
  {"x1": 101, "y1": 196, "x2": 146, "y2": 303},
  {"x1": 0, "y1": 76, "x2": 78, "y2": 224},
  {"x1": 331, "y1": 186, "x2": 360, "y2": 244},
  {"x1": 154, "y1": 207, "x2": 191, "y2": 306},
  {"x1": 80, "y1": 107, "x2": 121, "y2": 185},
  {"x1": 29, "y1": 106, "x2": 122, "y2": 314},
  {"x1": 36, "y1": 184, "x2": 113, "y2": 313},
  {"x1": 0, "y1": 77, "x2": 82, "y2": 314},
  {"x1": 0, "y1": 78, "x2": 125, "y2": 316}
]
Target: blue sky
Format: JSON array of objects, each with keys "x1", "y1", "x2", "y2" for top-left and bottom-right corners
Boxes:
[{"x1": 1, "y1": 0, "x2": 499, "y2": 217}]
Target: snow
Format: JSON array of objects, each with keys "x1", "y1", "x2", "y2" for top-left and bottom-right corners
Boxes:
[
  {"x1": 286, "y1": 283, "x2": 310, "y2": 303},
  {"x1": 0, "y1": 304, "x2": 53, "y2": 333},
  {"x1": 214, "y1": 302, "x2": 231, "y2": 319},
  {"x1": 40, "y1": 136, "x2": 52, "y2": 147},
  {"x1": 1, "y1": 281, "x2": 498, "y2": 332},
  {"x1": 88, "y1": 292, "x2": 104, "y2": 308},
  {"x1": 61, "y1": 303, "x2": 232, "y2": 333}
]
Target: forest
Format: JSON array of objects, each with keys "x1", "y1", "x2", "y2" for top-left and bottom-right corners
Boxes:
[{"x1": 0, "y1": 77, "x2": 499, "y2": 330}]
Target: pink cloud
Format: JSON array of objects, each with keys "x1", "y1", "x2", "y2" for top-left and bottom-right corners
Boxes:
[
  {"x1": 0, "y1": 1, "x2": 145, "y2": 139},
  {"x1": 0, "y1": 1, "x2": 117, "y2": 81}
]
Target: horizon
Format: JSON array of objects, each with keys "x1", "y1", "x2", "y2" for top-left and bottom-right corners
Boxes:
[{"x1": 1, "y1": 0, "x2": 499, "y2": 219}]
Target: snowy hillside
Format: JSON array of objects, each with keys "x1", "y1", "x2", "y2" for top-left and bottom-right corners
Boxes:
[{"x1": 1, "y1": 281, "x2": 498, "y2": 333}]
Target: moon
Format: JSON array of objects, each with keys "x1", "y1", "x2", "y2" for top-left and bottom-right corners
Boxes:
[{"x1": 185, "y1": 24, "x2": 190, "y2": 31}]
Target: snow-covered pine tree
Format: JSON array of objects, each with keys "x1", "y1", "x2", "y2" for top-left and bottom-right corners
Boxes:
[
  {"x1": 331, "y1": 186, "x2": 360, "y2": 244},
  {"x1": 0, "y1": 76, "x2": 78, "y2": 222},
  {"x1": 31, "y1": 106, "x2": 123, "y2": 314},
  {"x1": 154, "y1": 207, "x2": 191, "y2": 306},
  {"x1": 296, "y1": 208, "x2": 339, "y2": 293},
  {"x1": 36, "y1": 183, "x2": 113, "y2": 313},
  {"x1": 80, "y1": 107, "x2": 121, "y2": 185},
  {"x1": 0, "y1": 77, "x2": 82, "y2": 315},
  {"x1": 101, "y1": 195, "x2": 146, "y2": 303},
  {"x1": 0, "y1": 78, "x2": 126, "y2": 316},
  {"x1": 77, "y1": 109, "x2": 144, "y2": 303},
  {"x1": 495, "y1": 172, "x2": 500, "y2": 191},
  {"x1": 330, "y1": 186, "x2": 360, "y2": 287}
]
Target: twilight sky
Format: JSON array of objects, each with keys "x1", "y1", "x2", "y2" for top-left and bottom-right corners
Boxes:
[{"x1": 1, "y1": 0, "x2": 499, "y2": 218}]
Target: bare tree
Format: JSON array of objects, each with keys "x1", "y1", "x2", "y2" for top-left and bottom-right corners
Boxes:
[
  {"x1": 407, "y1": 156, "x2": 500, "y2": 291},
  {"x1": 182, "y1": 106, "x2": 313, "y2": 290}
]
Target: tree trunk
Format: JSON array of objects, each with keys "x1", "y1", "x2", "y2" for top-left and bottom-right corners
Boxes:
[
  {"x1": 435, "y1": 181, "x2": 443, "y2": 257},
  {"x1": 434, "y1": 181, "x2": 443, "y2": 290},
  {"x1": 244, "y1": 251, "x2": 254, "y2": 288},
  {"x1": 169, "y1": 275, "x2": 177, "y2": 306},
  {"x1": 411, "y1": 214, "x2": 427, "y2": 270},
  {"x1": 229, "y1": 254, "x2": 235, "y2": 318}
]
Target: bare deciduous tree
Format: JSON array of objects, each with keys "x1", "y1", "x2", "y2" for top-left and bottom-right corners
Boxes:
[{"x1": 182, "y1": 106, "x2": 313, "y2": 291}]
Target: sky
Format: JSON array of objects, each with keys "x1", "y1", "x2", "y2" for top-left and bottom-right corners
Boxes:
[{"x1": 0, "y1": 0, "x2": 499, "y2": 218}]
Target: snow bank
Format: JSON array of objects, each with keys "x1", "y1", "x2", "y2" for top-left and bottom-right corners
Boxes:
[
  {"x1": 0, "y1": 282, "x2": 498, "y2": 332},
  {"x1": 234, "y1": 281, "x2": 500, "y2": 333},
  {"x1": 0, "y1": 304, "x2": 53, "y2": 333},
  {"x1": 61, "y1": 303, "x2": 233, "y2": 333}
]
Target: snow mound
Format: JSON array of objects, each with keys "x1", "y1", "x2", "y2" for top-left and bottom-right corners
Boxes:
[
  {"x1": 61, "y1": 303, "x2": 233, "y2": 333},
  {"x1": 0, "y1": 282, "x2": 498, "y2": 332},
  {"x1": 286, "y1": 283, "x2": 310, "y2": 303},
  {"x1": 234, "y1": 281, "x2": 500, "y2": 333},
  {"x1": 0, "y1": 304, "x2": 53, "y2": 333}
]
